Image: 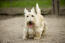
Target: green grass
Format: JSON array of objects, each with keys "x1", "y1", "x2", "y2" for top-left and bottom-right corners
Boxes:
[
  {"x1": 0, "y1": 0, "x2": 65, "y2": 8},
  {"x1": 0, "y1": 1, "x2": 11, "y2": 7},
  {"x1": 60, "y1": 0, "x2": 65, "y2": 7},
  {"x1": 0, "y1": 0, "x2": 52, "y2": 8},
  {"x1": 12, "y1": 1, "x2": 51, "y2": 8}
]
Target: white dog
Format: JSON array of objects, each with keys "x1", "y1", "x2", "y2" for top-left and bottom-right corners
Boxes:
[{"x1": 23, "y1": 3, "x2": 47, "y2": 39}]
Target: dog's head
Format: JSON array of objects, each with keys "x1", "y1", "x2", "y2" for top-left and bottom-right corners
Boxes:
[
  {"x1": 24, "y1": 3, "x2": 41, "y2": 28},
  {"x1": 24, "y1": 7, "x2": 37, "y2": 28}
]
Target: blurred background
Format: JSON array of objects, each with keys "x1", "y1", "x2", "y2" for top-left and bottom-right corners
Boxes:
[
  {"x1": 0, "y1": 0, "x2": 65, "y2": 15},
  {"x1": 0, "y1": 0, "x2": 65, "y2": 43}
]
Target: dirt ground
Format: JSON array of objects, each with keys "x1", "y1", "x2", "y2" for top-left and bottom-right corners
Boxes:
[{"x1": 0, "y1": 15, "x2": 65, "y2": 43}]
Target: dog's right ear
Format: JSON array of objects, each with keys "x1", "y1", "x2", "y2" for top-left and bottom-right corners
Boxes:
[{"x1": 24, "y1": 8, "x2": 28, "y2": 14}]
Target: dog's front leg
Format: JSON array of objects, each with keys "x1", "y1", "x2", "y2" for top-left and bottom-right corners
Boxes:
[
  {"x1": 34, "y1": 32, "x2": 41, "y2": 40},
  {"x1": 23, "y1": 28, "x2": 28, "y2": 39},
  {"x1": 34, "y1": 28, "x2": 42, "y2": 40}
]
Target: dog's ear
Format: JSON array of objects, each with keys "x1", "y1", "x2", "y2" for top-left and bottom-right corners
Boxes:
[
  {"x1": 36, "y1": 3, "x2": 41, "y2": 14},
  {"x1": 31, "y1": 7, "x2": 35, "y2": 14},
  {"x1": 24, "y1": 8, "x2": 28, "y2": 14}
]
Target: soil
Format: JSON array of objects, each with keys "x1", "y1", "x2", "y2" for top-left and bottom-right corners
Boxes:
[{"x1": 0, "y1": 15, "x2": 65, "y2": 43}]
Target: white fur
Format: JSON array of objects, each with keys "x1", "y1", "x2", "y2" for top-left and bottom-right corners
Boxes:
[
  {"x1": 36, "y1": 3, "x2": 41, "y2": 14},
  {"x1": 23, "y1": 3, "x2": 47, "y2": 39}
]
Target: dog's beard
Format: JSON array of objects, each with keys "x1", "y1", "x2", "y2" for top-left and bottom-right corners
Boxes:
[{"x1": 27, "y1": 21, "x2": 35, "y2": 28}]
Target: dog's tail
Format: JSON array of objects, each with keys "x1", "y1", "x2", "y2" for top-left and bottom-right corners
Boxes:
[{"x1": 36, "y1": 3, "x2": 41, "y2": 14}]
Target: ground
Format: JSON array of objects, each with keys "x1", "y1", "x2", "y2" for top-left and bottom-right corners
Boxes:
[{"x1": 0, "y1": 15, "x2": 65, "y2": 43}]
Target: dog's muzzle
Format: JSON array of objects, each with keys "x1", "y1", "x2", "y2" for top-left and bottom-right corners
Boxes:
[{"x1": 27, "y1": 21, "x2": 35, "y2": 28}]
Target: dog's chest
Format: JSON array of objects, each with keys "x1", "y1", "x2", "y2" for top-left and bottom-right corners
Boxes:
[{"x1": 28, "y1": 28, "x2": 34, "y2": 35}]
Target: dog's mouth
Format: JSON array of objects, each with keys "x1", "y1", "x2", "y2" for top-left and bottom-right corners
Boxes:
[{"x1": 27, "y1": 21, "x2": 34, "y2": 28}]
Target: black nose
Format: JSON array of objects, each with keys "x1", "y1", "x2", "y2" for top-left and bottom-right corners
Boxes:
[{"x1": 29, "y1": 21, "x2": 32, "y2": 24}]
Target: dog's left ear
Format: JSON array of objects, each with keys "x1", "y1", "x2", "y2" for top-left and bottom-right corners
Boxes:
[
  {"x1": 31, "y1": 7, "x2": 35, "y2": 14},
  {"x1": 36, "y1": 3, "x2": 41, "y2": 14}
]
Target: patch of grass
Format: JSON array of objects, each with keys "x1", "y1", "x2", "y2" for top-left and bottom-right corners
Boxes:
[
  {"x1": 0, "y1": 1, "x2": 11, "y2": 7},
  {"x1": 0, "y1": 0, "x2": 65, "y2": 8},
  {"x1": 60, "y1": 0, "x2": 65, "y2": 7},
  {"x1": 11, "y1": 0, "x2": 52, "y2": 8},
  {"x1": 0, "y1": 0, "x2": 52, "y2": 8}
]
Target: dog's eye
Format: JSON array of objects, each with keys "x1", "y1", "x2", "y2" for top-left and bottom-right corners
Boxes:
[
  {"x1": 32, "y1": 15, "x2": 34, "y2": 17},
  {"x1": 27, "y1": 16, "x2": 29, "y2": 17}
]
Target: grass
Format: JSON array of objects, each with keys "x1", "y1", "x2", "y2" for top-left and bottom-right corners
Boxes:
[
  {"x1": 60, "y1": 0, "x2": 65, "y2": 7},
  {"x1": 0, "y1": 0, "x2": 65, "y2": 8},
  {"x1": 0, "y1": 0, "x2": 51, "y2": 8}
]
